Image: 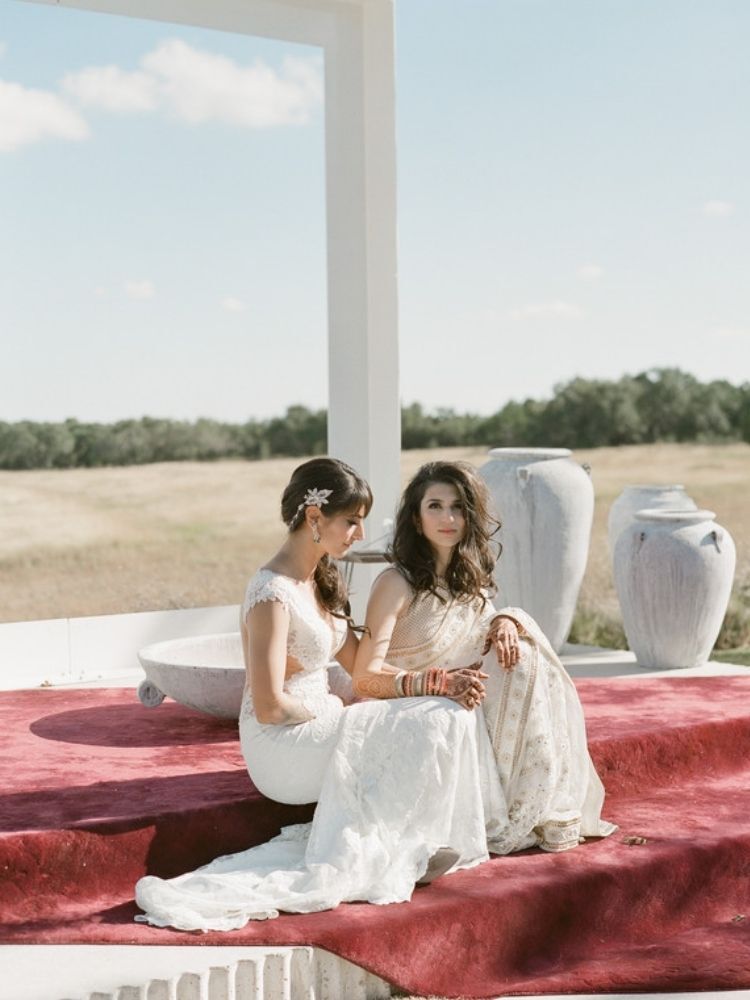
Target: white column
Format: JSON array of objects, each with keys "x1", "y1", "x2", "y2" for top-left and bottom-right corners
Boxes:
[{"x1": 323, "y1": 0, "x2": 401, "y2": 561}]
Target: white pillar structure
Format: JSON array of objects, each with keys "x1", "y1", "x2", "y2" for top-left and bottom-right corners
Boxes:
[
  {"x1": 322, "y1": 0, "x2": 401, "y2": 544},
  {"x1": 24, "y1": 0, "x2": 401, "y2": 566}
]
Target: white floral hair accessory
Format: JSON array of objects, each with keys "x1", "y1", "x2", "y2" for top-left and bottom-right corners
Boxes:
[{"x1": 297, "y1": 487, "x2": 332, "y2": 515}]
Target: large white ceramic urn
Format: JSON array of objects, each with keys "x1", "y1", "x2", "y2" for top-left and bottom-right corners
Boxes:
[
  {"x1": 614, "y1": 508, "x2": 736, "y2": 669},
  {"x1": 607, "y1": 484, "x2": 698, "y2": 556},
  {"x1": 479, "y1": 447, "x2": 594, "y2": 651}
]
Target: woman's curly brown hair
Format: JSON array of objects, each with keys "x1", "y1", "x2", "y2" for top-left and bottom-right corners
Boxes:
[{"x1": 389, "y1": 461, "x2": 500, "y2": 604}]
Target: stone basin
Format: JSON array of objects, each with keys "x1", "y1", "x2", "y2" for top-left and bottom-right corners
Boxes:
[
  {"x1": 137, "y1": 631, "x2": 355, "y2": 719},
  {"x1": 138, "y1": 632, "x2": 246, "y2": 719}
]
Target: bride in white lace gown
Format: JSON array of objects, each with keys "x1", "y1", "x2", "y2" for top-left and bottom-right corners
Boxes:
[{"x1": 135, "y1": 458, "x2": 613, "y2": 932}]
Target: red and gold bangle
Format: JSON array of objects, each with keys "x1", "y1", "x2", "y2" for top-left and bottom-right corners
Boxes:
[{"x1": 422, "y1": 667, "x2": 448, "y2": 697}]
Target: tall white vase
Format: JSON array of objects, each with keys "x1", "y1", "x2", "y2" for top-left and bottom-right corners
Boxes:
[
  {"x1": 479, "y1": 447, "x2": 594, "y2": 651},
  {"x1": 607, "y1": 484, "x2": 698, "y2": 556},
  {"x1": 613, "y1": 508, "x2": 736, "y2": 669}
]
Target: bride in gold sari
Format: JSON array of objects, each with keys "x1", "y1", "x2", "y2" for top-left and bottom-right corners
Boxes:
[{"x1": 353, "y1": 460, "x2": 615, "y2": 855}]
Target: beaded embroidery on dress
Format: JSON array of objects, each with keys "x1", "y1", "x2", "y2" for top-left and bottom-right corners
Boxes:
[{"x1": 387, "y1": 589, "x2": 616, "y2": 854}]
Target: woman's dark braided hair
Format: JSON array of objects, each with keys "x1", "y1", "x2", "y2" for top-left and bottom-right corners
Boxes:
[
  {"x1": 389, "y1": 461, "x2": 500, "y2": 604},
  {"x1": 282, "y1": 456, "x2": 373, "y2": 628}
]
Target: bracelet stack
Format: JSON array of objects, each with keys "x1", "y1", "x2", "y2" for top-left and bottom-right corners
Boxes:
[{"x1": 394, "y1": 667, "x2": 449, "y2": 698}]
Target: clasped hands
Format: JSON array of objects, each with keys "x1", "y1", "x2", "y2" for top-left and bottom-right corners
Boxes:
[{"x1": 445, "y1": 664, "x2": 487, "y2": 710}]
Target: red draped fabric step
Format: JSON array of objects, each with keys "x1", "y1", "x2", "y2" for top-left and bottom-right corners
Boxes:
[{"x1": 1, "y1": 677, "x2": 749, "y2": 997}]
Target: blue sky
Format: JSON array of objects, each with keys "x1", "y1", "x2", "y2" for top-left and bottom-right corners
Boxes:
[{"x1": 1, "y1": 0, "x2": 748, "y2": 423}]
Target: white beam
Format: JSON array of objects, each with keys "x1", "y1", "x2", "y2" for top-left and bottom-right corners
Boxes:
[
  {"x1": 22, "y1": 0, "x2": 342, "y2": 47},
  {"x1": 324, "y1": 0, "x2": 400, "y2": 546}
]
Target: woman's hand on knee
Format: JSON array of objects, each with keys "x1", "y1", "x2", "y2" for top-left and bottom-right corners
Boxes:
[{"x1": 484, "y1": 617, "x2": 522, "y2": 671}]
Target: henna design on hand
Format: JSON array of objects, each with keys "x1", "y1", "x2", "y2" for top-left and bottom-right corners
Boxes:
[
  {"x1": 445, "y1": 667, "x2": 486, "y2": 710},
  {"x1": 484, "y1": 616, "x2": 522, "y2": 671}
]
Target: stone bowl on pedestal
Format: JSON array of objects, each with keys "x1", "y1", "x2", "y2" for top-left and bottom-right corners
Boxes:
[
  {"x1": 138, "y1": 632, "x2": 246, "y2": 719},
  {"x1": 137, "y1": 632, "x2": 355, "y2": 719}
]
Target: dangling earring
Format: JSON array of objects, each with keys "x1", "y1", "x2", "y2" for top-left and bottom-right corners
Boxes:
[{"x1": 311, "y1": 521, "x2": 321, "y2": 544}]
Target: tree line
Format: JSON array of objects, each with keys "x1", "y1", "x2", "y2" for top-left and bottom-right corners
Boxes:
[{"x1": 2, "y1": 368, "x2": 749, "y2": 470}]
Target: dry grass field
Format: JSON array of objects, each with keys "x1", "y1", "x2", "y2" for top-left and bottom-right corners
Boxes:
[{"x1": 2, "y1": 443, "x2": 748, "y2": 641}]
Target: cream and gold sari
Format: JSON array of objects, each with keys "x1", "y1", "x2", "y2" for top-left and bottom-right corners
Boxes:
[{"x1": 387, "y1": 586, "x2": 616, "y2": 854}]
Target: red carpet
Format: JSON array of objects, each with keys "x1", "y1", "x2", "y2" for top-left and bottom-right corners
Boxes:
[{"x1": 2, "y1": 677, "x2": 750, "y2": 997}]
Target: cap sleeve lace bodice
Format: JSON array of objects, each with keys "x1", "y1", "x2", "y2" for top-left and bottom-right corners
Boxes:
[{"x1": 242, "y1": 568, "x2": 347, "y2": 671}]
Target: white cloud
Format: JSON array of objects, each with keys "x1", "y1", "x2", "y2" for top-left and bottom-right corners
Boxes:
[
  {"x1": 62, "y1": 65, "x2": 157, "y2": 113},
  {"x1": 62, "y1": 39, "x2": 322, "y2": 128},
  {"x1": 508, "y1": 300, "x2": 584, "y2": 321},
  {"x1": 0, "y1": 79, "x2": 89, "y2": 152},
  {"x1": 712, "y1": 326, "x2": 749, "y2": 340},
  {"x1": 702, "y1": 200, "x2": 735, "y2": 218},
  {"x1": 94, "y1": 286, "x2": 107, "y2": 299},
  {"x1": 220, "y1": 296, "x2": 246, "y2": 313},
  {"x1": 125, "y1": 279, "x2": 156, "y2": 301},
  {"x1": 577, "y1": 263, "x2": 603, "y2": 280},
  {"x1": 145, "y1": 43, "x2": 322, "y2": 127}
]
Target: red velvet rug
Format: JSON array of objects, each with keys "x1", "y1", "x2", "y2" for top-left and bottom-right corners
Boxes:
[{"x1": 2, "y1": 677, "x2": 750, "y2": 997}]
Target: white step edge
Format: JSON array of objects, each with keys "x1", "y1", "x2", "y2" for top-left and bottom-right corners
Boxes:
[
  {"x1": 0, "y1": 944, "x2": 392, "y2": 1000},
  {"x1": 2, "y1": 945, "x2": 749, "y2": 1000}
]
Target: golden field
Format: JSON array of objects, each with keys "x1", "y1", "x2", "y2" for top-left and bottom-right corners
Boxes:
[{"x1": 1, "y1": 442, "x2": 748, "y2": 627}]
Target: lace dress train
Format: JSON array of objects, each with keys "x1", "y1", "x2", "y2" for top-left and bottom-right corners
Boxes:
[
  {"x1": 135, "y1": 694, "x2": 507, "y2": 931},
  {"x1": 135, "y1": 571, "x2": 508, "y2": 931}
]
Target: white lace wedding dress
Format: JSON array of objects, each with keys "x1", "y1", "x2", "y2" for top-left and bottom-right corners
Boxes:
[{"x1": 135, "y1": 570, "x2": 613, "y2": 932}]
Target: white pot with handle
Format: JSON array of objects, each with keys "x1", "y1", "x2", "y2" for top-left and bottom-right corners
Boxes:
[
  {"x1": 613, "y1": 508, "x2": 736, "y2": 669},
  {"x1": 479, "y1": 447, "x2": 594, "y2": 651},
  {"x1": 608, "y1": 484, "x2": 698, "y2": 556}
]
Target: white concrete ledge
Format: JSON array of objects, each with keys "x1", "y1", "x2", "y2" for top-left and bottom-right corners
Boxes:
[
  {"x1": 559, "y1": 642, "x2": 749, "y2": 678},
  {"x1": 0, "y1": 605, "x2": 240, "y2": 689},
  {"x1": 0, "y1": 944, "x2": 392, "y2": 1000},
  {"x1": 1, "y1": 614, "x2": 746, "y2": 692},
  {"x1": 2, "y1": 945, "x2": 747, "y2": 1000}
]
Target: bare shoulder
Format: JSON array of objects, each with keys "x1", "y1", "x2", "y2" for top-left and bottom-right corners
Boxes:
[
  {"x1": 369, "y1": 566, "x2": 411, "y2": 611},
  {"x1": 246, "y1": 594, "x2": 290, "y2": 630}
]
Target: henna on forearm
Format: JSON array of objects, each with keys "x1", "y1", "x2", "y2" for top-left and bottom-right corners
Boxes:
[
  {"x1": 354, "y1": 665, "x2": 487, "y2": 706},
  {"x1": 353, "y1": 672, "x2": 400, "y2": 699}
]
